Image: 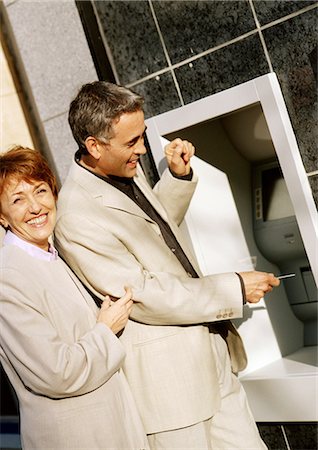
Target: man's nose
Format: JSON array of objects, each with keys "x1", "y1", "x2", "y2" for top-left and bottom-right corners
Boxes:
[{"x1": 135, "y1": 140, "x2": 147, "y2": 155}]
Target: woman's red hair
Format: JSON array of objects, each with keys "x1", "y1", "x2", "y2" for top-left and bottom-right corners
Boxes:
[{"x1": 0, "y1": 146, "x2": 58, "y2": 206}]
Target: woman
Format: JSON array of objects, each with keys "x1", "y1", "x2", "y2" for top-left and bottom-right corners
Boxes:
[{"x1": 0, "y1": 146, "x2": 149, "y2": 450}]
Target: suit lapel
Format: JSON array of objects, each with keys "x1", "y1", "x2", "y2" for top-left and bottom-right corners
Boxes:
[
  {"x1": 61, "y1": 258, "x2": 101, "y2": 314},
  {"x1": 69, "y1": 161, "x2": 157, "y2": 223}
]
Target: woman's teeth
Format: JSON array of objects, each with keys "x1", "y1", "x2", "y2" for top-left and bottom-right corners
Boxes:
[{"x1": 27, "y1": 215, "x2": 47, "y2": 225}]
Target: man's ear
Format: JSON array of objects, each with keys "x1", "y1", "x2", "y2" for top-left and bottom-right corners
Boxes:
[{"x1": 84, "y1": 136, "x2": 102, "y2": 160}]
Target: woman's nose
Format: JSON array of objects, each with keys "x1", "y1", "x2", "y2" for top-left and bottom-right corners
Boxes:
[{"x1": 28, "y1": 197, "x2": 41, "y2": 213}]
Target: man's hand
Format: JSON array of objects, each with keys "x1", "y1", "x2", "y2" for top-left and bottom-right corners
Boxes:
[
  {"x1": 239, "y1": 271, "x2": 280, "y2": 304},
  {"x1": 164, "y1": 138, "x2": 195, "y2": 176}
]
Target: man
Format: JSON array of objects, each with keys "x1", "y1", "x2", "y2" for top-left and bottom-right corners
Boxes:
[{"x1": 55, "y1": 81, "x2": 280, "y2": 449}]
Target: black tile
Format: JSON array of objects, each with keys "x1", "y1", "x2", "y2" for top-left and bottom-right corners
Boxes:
[
  {"x1": 262, "y1": 8, "x2": 318, "y2": 173},
  {"x1": 152, "y1": 0, "x2": 256, "y2": 64},
  {"x1": 94, "y1": 1, "x2": 168, "y2": 84},
  {"x1": 257, "y1": 423, "x2": 288, "y2": 449},
  {"x1": 175, "y1": 33, "x2": 269, "y2": 104},
  {"x1": 0, "y1": 365, "x2": 18, "y2": 415},
  {"x1": 0, "y1": 421, "x2": 19, "y2": 434},
  {"x1": 253, "y1": 0, "x2": 317, "y2": 26},
  {"x1": 132, "y1": 71, "x2": 181, "y2": 118},
  {"x1": 284, "y1": 422, "x2": 318, "y2": 450},
  {"x1": 308, "y1": 175, "x2": 318, "y2": 210}
]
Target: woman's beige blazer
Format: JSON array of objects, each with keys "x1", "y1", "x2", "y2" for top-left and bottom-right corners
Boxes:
[
  {"x1": 55, "y1": 161, "x2": 247, "y2": 434},
  {"x1": 0, "y1": 245, "x2": 148, "y2": 450}
]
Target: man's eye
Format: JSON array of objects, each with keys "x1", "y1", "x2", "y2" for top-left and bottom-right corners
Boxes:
[
  {"x1": 37, "y1": 188, "x2": 47, "y2": 194},
  {"x1": 13, "y1": 198, "x2": 21, "y2": 204}
]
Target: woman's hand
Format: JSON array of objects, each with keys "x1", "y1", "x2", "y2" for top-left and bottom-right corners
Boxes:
[{"x1": 97, "y1": 287, "x2": 133, "y2": 334}]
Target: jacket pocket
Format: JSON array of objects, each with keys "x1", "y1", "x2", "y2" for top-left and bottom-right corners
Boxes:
[{"x1": 121, "y1": 324, "x2": 221, "y2": 434}]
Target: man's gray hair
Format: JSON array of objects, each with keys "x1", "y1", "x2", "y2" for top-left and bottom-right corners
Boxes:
[{"x1": 68, "y1": 81, "x2": 144, "y2": 152}]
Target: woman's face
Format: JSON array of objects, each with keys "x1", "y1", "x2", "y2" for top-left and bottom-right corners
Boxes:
[{"x1": 0, "y1": 177, "x2": 56, "y2": 251}]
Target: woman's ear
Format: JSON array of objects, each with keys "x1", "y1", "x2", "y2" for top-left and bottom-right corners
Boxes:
[
  {"x1": 84, "y1": 136, "x2": 102, "y2": 160},
  {"x1": 0, "y1": 215, "x2": 9, "y2": 229}
]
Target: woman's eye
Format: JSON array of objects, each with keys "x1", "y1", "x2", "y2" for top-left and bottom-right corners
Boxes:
[
  {"x1": 13, "y1": 198, "x2": 21, "y2": 204},
  {"x1": 37, "y1": 188, "x2": 47, "y2": 194}
]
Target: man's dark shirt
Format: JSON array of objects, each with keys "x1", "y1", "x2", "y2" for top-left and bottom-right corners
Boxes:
[{"x1": 106, "y1": 172, "x2": 199, "y2": 279}]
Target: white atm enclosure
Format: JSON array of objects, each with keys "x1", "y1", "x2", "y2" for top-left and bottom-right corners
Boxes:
[{"x1": 145, "y1": 73, "x2": 318, "y2": 422}]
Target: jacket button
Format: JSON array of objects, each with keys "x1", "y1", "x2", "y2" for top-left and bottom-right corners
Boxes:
[
  {"x1": 229, "y1": 312, "x2": 234, "y2": 317},
  {"x1": 216, "y1": 314, "x2": 222, "y2": 319},
  {"x1": 222, "y1": 313, "x2": 228, "y2": 318}
]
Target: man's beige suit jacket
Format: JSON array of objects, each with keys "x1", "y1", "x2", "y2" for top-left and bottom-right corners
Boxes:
[{"x1": 55, "y1": 161, "x2": 247, "y2": 434}]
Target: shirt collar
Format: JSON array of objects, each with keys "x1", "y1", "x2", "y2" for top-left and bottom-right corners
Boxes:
[{"x1": 3, "y1": 230, "x2": 58, "y2": 261}]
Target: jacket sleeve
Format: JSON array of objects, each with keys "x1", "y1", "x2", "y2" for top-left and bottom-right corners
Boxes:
[
  {"x1": 54, "y1": 214, "x2": 243, "y2": 327},
  {"x1": 0, "y1": 269, "x2": 125, "y2": 399},
  {"x1": 151, "y1": 168, "x2": 198, "y2": 226}
]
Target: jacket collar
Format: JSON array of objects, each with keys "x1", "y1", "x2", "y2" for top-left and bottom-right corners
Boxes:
[{"x1": 68, "y1": 159, "x2": 169, "y2": 223}]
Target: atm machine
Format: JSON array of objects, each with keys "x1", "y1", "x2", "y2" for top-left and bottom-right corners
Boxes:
[
  {"x1": 145, "y1": 73, "x2": 317, "y2": 422},
  {"x1": 253, "y1": 161, "x2": 317, "y2": 347}
]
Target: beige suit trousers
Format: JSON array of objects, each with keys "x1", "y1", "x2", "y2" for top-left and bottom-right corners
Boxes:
[{"x1": 147, "y1": 334, "x2": 267, "y2": 450}]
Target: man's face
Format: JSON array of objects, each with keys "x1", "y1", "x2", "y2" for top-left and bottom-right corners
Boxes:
[{"x1": 94, "y1": 110, "x2": 147, "y2": 178}]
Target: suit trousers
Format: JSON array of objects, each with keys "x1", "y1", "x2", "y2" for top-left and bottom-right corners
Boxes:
[{"x1": 147, "y1": 334, "x2": 267, "y2": 450}]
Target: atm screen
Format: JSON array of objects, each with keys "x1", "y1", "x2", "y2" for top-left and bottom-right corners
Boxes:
[{"x1": 262, "y1": 167, "x2": 295, "y2": 221}]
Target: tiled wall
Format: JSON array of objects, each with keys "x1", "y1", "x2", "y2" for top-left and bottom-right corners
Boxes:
[
  {"x1": 93, "y1": 0, "x2": 317, "y2": 202},
  {"x1": 258, "y1": 422, "x2": 318, "y2": 450},
  {"x1": 2, "y1": 0, "x2": 98, "y2": 183}
]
